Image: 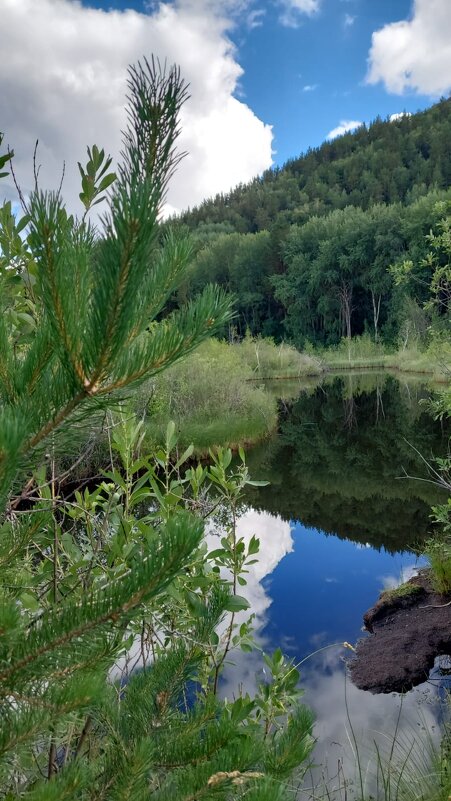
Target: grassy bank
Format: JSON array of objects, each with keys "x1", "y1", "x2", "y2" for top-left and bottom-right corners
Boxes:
[
  {"x1": 139, "y1": 334, "x2": 450, "y2": 454},
  {"x1": 138, "y1": 337, "x2": 325, "y2": 454},
  {"x1": 141, "y1": 339, "x2": 279, "y2": 454},
  {"x1": 313, "y1": 335, "x2": 451, "y2": 382},
  {"x1": 66, "y1": 334, "x2": 449, "y2": 466},
  {"x1": 236, "y1": 334, "x2": 324, "y2": 379}
]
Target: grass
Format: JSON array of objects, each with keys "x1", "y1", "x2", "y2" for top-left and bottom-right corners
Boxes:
[
  {"x1": 312, "y1": 335, "x2": 451, "y2": 382},
  {"x1": 380, "y1": 581, "x2": 422, "y2": 603},
  {"x1": 145, "y1": 414, "x2": 274, "y2": 456},
  {"x1": 423, "y1": 536, "x2": 451, "y2": 595},
  {"x1": 236, "y1": 334, "x2": 324, "y2": 379},
  {"x1": 141, "y1": 338, "x2": 278, "y2": 454}
]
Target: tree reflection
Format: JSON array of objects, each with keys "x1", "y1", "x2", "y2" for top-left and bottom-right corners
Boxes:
[{"x1": 246, "y1": 375, "x2": 450, "y2": 553}]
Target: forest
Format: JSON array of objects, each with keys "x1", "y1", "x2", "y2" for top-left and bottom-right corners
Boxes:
[{"x1": 176, "y1": 99, "x2": 451, "y2": 347}]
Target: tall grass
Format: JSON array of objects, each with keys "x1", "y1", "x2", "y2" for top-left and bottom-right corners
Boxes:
[
  {"x1": 141, "y1": 339, "x2": 278, "y2": 453},
  {"x1": 306, "y1": 689, "x2": 451, "y2": 801},
  {"x1": 236, "y1": 333, "x2": 324, "y2": 379},
  {"x1": 423, "y1": 534, "x2": 451, "y2": 595},
  {"x1": 317, "y1": 334, "x2": 451, "y2": 381}
]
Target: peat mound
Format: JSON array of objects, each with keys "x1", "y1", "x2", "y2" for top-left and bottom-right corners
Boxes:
[{"x1": 350, "y1": 571, "x2": 451, "y2": 693}]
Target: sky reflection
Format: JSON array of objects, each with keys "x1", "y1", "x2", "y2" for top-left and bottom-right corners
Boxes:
[{"x1": 222, "y1": 509, "x2": 445, "y2": 799}]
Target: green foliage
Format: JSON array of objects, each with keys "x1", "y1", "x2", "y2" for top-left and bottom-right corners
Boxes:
[
  {"x1": 0, "y1": 60, "x2": 314, "y2": 799},
  {"x1": 175, "y1": 99, "x2": 451, "y2": 348},
  {"x1": 143, "y1": 338, "x2": 278, "y2": 451},
  {"x1": 78, "y1": 144, "x2": 116, "y2": 215},
  {"x1": 390, "y1": 200, "x2": 451, "y2": 325},
  {"x1": 0, "y1": 131, "x2": 13, "y2": 179},
  {"x1": 0, "y1": 60, "x2": 232, "y2": 506},
  {"x1": 425, "y1": 497, "x2": 451, "y2": 594}
]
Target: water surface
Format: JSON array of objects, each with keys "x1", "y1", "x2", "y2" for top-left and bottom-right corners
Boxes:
[{"x1": 225, "y1": 373, "x2": 450, "y2": 796}]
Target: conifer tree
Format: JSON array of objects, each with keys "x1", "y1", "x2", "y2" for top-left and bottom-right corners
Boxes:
[{"x1": 0, "y1": 58, "x2": 314, "y2": 799}]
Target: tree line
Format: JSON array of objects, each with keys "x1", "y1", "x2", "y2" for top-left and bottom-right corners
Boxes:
[{"x1": 176, "y1": 99, "x2": 451, "y2": 347}]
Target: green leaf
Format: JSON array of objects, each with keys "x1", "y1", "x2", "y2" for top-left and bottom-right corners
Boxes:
[
  {"x1": 248, "y1": 536, "x2": 260, "y2": 556},
  {"x1": 175, "y1": 443, "x2": 194, "y2": 470},
  {"x1": 98, "y1": 173, "x2": 117, "y2": 192},
  {"x1": 224, "y1": 594, "x2": 250, "y2": 613}
]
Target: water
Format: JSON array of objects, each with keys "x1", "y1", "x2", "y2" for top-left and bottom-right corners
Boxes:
[{"x1": 222, "y1": 373, "x2": 450, "y2": 796}]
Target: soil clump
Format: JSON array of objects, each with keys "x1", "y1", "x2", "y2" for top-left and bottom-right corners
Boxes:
[{"x1": 350, "y1": 571, "x2": 451, "y2": 693}]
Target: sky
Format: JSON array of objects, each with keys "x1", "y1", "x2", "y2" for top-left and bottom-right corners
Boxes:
[{"x1": 1, "y1": 0, "x2": 450, "y2": 216}]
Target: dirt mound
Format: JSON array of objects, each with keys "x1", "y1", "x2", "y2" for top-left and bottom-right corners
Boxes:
[{"x1": 350, "y1": 572, "x2": 451, "y2": 693}]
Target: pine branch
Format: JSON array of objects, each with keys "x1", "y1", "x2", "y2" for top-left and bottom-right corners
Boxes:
[{"x1": 0, "y1": 512, "x2": 202, "y2": 685}]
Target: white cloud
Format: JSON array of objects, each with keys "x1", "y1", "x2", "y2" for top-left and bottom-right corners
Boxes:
[
  {"x1": 367, "y1": 0, "x2": 451, "y2": 96},
  {"x1": 246, "y1": 8, "x2": 266, "y2": 28},
  {"x1": 279, "y1": 0, "x2": 320, "y2": 28},
  {"x1": 326, "y1": 119, "x2": 362, "y2": 140},
  {"x1": 0, "y1": 0, "x2": 273, "y2": 216},
  {"x1": 389, "y1": 111, "x2": 412, "y2": 122},
  {"x1": 344, "y1": 12, "x2": 355, "y2": 27},
  {"x1": 303, "y1": 84, "x2": 318, "y2": 92}
]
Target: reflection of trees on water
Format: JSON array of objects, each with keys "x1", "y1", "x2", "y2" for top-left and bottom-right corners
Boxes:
[{"x1": 246, "y1": 376, "x2": 451, "y2": 553}]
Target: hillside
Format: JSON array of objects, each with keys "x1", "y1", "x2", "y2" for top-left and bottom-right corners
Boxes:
[
  {"x1": 176, "y1": 99, "x2": 451, "y2": 347},
  {"x1": 180, "y1": 98, "x2": 451, "y2": 234}
]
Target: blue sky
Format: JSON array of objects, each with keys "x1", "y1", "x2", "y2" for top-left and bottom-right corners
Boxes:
[
  {"x1": 229, "y1": 0, "x2": 430, "y2": 165},
  {"x1": 79, "y1": 0, "x2": 443, "y2": 167},
  {"x1": 1, "y1": 0, "x2": 450, "y2": 212}
]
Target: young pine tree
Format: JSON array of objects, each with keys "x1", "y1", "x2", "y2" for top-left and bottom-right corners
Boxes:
[{"x1": 0, "y1": 58, "x2": 314, "y2": 799}]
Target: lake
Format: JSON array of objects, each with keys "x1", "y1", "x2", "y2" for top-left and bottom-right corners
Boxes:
[{"x1": 221, "y1": 372, "x2": 451, "y2": 797}]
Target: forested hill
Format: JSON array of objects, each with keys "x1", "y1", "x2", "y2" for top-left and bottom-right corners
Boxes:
[
  {"x1": 176, "y1": 99, "x2": 451, "y2": 348},
  {"x1": 180, "y1": 98, "x2": 451, "y2": 234}
]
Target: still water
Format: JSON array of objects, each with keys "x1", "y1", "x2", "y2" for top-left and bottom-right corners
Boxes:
[{"x1": 223, "y1": 373, "x2": 450, "y2": 796}]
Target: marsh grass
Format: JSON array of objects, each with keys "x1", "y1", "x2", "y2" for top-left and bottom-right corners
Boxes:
[
  {"x1": 423, "y1": 536, "x2": 451, "y2": 595},
  {"x1": 142, "y1": 339, "x2": 278, "y2": 452},
  {"x1": 237, "y1": 333, "x2": 324, "y2": 379},
  {"x1": 317, "y1": 335, "x2": 451, "y2": 381}
]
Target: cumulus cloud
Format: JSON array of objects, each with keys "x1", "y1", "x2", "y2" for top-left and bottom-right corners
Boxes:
[
  {"x1": 367, "y1": 0, "x2": 451, "y2": 96},
  {"x1": 0, "y1": 0, "x2": 273, "y2": 216},
  {"x1": 278, "y1": 0, "x2": 320, "y2": 28},
  {"x1": 326, "y1": 119, "x2": 362, "y2": 140},
  {"x1": 389, "y1": 111, "x2": 412, "y2": 121},
  {"x1": 207, "y1": 508, "x2": 294, "y2": 627},
  {"x1": 303, "y1": 84, "x2": 318, "y2": 92},
  {"x1": 343, "y1": 12, "x2": 355, "y2": 27}
]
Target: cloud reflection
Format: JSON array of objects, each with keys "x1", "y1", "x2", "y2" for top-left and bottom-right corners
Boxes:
[
  {"x1": 219, "y1": 511, "x2": 445, "y2": 799},
  {"x1": 206, "y1": 507, "x2": 294, "y2": 627}
]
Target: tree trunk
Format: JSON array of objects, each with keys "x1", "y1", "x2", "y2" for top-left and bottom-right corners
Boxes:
[
  {"x1": 371, "y1": 290, "x2": 381, "y2": 343},
  {"x1": 339, "y1": 282, "x2": 352, "y2": 340}
]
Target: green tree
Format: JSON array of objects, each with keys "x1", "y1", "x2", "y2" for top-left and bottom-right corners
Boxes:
[{"x1": 392, "y1": 200, "x2": 451, "y2": 322}]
